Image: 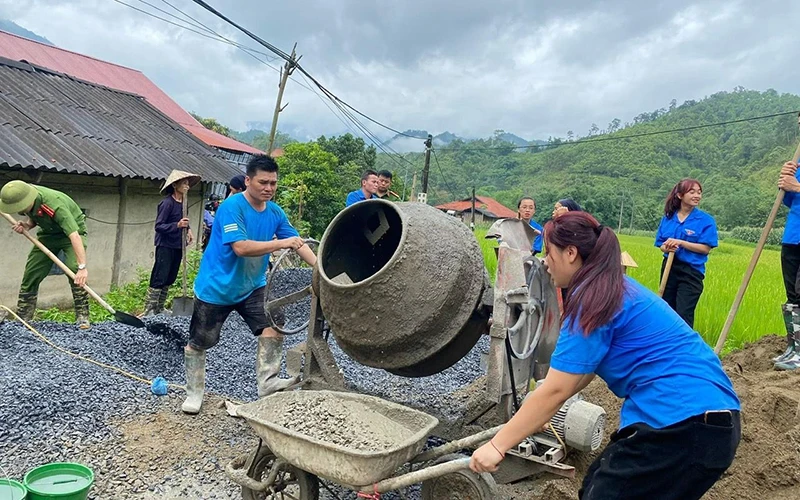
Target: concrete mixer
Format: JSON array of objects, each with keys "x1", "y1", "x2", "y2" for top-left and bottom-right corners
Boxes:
[{"x1": 259, "y1": 199, "x2": 606, "y2": 498}]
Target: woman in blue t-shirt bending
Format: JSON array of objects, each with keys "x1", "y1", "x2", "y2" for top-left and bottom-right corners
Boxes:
[
  {"x1": 470, "y1": 211, "x2": 740, "y2": 500},
  {"x1": 655, "y1": 179, "x2": 718, "y2": 328}
]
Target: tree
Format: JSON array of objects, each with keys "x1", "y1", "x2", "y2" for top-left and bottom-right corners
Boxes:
[
  {"x1": 190, "y1": 112, "x2": 233, "y2": 138},
  {"x1": 275, "y1": 143, "x2": 343, "y2": 238},
  {"x1": 317, "y1": 134, "x2": 377, "y2": 171},
  {"x1": 252, "y1": 130, "x2": 296, "y2": 151}
]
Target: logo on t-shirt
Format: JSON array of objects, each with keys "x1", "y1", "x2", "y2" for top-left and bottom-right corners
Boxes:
[
  {"x1": 684, "y1": 229, "x2": 695, "y2": 236},
  {"x1": 223, "y1": 223, "x2": 238, "y2": 233}
]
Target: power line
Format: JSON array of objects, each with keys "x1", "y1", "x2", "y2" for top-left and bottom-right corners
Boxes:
[
  {"x1": 111, "y1": 0, "x2": 318, "y2": 92},
  {"x1": 187, "y1": 0, "x2": 428, "y2": 140},
  {"x1": 431, "y1": 149, "x2": 459, "y2": 195},
  {"x1": 437, "y1": 110, "x2": 800, "y2": 152},
  {"x1": 115, "y1": 0, "x2": 416, "y2": 153}
]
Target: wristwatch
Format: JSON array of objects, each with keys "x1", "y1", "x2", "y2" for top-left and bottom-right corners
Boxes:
[{"x1": 77, "y1": 264, "x2": 86, "y2": 271}]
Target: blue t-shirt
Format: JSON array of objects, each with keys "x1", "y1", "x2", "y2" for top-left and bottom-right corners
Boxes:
[
  {"x1": 194, "y1": 193, "x2": 299, "y2": 305},
  {"x1": 654, "y1": 208, "x2": 718, "y2": 275},
  {"x1": 782, "y1": 166, "x2": 800, "y2": 244},
  {"x1": 345, "y1": 189, "x2": 377, "y2": 207},
  {"x1": 528, "y1": 219, "x2": 543, "y2": 254},
  {"x1": 550, "y1": 277, "x2": 740, "y2": 430}
]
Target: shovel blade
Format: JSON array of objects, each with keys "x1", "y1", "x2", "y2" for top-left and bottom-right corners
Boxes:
[
  {"x1": 172, "y1": 296, "x2": 194, "y2": 317},
  {"x1": 115, "y1": 311, "x2": 146, "y2": 329}
]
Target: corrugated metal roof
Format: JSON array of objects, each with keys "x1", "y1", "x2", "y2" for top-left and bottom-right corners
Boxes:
[
  {"x1": 0, "y1": 57, "x2": 242, "y2": 183},
  {"x1": 435, "y1": 196, "x2": 517, "y2": 219},
  {"x1": 0, "y1": 29, "x2": 265, "y2": 156}
]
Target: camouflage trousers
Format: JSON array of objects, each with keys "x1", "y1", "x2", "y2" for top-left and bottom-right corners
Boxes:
[{"x1": 17, "y1": 233, "x2": 89, "y2": 322}]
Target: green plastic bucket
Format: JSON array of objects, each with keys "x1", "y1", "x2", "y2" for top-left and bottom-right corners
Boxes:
[
  {"x1": 23, "y1": 463, "x2": 93, "y2": 500},
  {"x1": 0, "y1": 479, "x2": 28, "y2": 500}
]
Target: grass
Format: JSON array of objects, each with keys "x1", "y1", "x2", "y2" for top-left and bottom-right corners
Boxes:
[
  {"x1": 36, "y1": 250, "x2": 202, "y2": 323},
  {"x1": 620, "y1": 234, "x2": 782, "y2": 352},
  {"x1": 473, "y1": 229, "x2": 782, "y2": 352}
]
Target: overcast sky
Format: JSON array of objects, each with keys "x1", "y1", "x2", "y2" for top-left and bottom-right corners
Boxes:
[{"x1": 1, "y1": 0, "x2": 798, "y2": 147}]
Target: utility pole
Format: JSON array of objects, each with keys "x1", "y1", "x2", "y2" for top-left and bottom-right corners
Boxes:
[
  {"x1": 267, "y1": 43, "x2": 300, "y2": 154},
  {"x1": 618, "y1": 196, "x2": 624, "y2": 233},
  {"x1": 410, "y1": 171, "x2": 418, "y2": 201},
  {"x1": 471, "y1": 186, "x2": 476, "y2": 231},
  {"x1": 629, "y1": 202, "x2": 635, "y2": 232},
  {"x1": 417, "y1": 134, "x2": 433, "y2": 204}
]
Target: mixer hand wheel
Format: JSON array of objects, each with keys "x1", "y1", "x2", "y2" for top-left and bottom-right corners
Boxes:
[{"x1": 265, "y1": 239, "x2": 319, "y2": 335}]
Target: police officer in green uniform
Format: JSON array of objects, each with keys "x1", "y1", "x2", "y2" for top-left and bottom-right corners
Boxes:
[{"x1": 0, "y1": 180, "x2": 91, "y2": 329}]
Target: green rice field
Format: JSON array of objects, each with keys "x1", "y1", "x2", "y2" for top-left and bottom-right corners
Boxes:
[{"x1": 474, "y1": 229, "x2": 783, "y2": 353}]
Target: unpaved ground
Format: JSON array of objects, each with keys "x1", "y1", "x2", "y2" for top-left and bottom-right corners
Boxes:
[{"x1": 5, "y1": 326, "x2": 800, "y2": 499}]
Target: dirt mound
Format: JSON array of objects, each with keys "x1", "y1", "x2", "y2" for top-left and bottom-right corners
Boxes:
[{"x1": 500, "y1": 334, "x2": 800, "y2": 500}]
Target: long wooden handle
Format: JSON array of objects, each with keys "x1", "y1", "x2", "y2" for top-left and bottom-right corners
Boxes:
[
  {"x1": 2, "y1": 211, "x2": 116, "y2": 315},
  {"x1": 182, "y1": 199, "x2": 188, "y2": 297},
  {"x1": 714, "y1": 117, "x2": 800, "y2": 354},
  {"x1": 658, "y1": 252, "x2": 675, "y2": 297}
]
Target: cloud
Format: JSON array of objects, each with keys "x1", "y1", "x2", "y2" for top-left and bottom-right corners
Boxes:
[{"x1": 2, "y1": 0, "x2": 799, "y2": 146}]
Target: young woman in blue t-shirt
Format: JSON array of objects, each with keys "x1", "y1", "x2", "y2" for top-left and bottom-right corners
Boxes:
[
  {"x1": 654, "y1": 179, "x2": 718, "y2": 328},
  {"x1": 470, "y1": 211, "x2": 740, "y2": 500}
]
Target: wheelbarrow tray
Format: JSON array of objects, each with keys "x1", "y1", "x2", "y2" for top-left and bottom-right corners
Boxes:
[{"x1": 235, "y1": 390, "x2": 439, "y2": 487}]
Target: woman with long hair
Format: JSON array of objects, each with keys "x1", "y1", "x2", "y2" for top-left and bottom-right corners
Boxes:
[
  {"x1": 469, "y1": 211, "x2": 740, "y2": 500},
  {"x1": 655, "y1": 179, "x2": 718, "y2": 328},
  {"x1": 517, "y1": 196, "x2": 543, "y2": 255}
]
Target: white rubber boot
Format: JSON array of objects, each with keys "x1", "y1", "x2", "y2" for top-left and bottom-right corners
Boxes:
[
  {"x1": 775, "y1": 309, "x2": 800, "y2": 371},
  {"x1": 773, "y1": 303, "x2": 796, "y2": 363},
  {"x1": 256, "y1": 337, "x2": 300, "y2": 398},
  {"x1": 181, "y1": 348, "x2": 205, "y2": 414}
]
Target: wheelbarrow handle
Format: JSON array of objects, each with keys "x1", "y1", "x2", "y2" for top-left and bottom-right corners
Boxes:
[
  {"x1": 411, "y1": 424, "x2": 504, "y2": 464},
  {"x1": 225, "y1": 453, "x2": 272, "y2": 492},
  {"x1": 2, "y1": 211, "x2": 117, "y2": 315},
  {"x1": 353, "y1": 458, "x2": 471, "y2": 495}
]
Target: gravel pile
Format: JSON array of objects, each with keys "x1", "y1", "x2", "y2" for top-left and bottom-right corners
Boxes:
[{"x1": 0, "y1": 266, "x2": 487, "y2": 498}]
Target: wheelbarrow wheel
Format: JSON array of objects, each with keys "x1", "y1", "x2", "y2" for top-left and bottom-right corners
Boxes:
[
  {"x1": 242, "y1": 445, "x2": 320, "y2": 500},
  {"x1": 420, "y1": 453, "x2": 497, "y2": 500}
]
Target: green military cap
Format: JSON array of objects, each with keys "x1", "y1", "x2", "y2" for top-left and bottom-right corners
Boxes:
[{"x1": 0, "y1": 180, "x2": 38, "y2": 214}]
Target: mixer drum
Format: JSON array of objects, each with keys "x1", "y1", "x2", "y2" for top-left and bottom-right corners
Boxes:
[{"x1": 316, "y1": 200, "x2": 489, "y2": 377}]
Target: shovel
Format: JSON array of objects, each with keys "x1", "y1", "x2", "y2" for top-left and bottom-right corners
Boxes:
[
  {"x1": 2, "y1": 212, "x2": 145, "y2": 328},
  {"x1": 658, "y1": 252, "x2": 675, "y2": 298},
  {"x1": 172, "y1": 197, "x2": 193, "y2": 316}
]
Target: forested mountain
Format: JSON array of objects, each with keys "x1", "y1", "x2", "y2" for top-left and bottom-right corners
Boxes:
[{"x1": 377, "y1": 88, "x2": 800, "y2": 231}]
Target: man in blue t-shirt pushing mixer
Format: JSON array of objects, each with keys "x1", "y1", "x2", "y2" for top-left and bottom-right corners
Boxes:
[{"x1": 181, "y1": 154, "x2": 316, "y2": 415}]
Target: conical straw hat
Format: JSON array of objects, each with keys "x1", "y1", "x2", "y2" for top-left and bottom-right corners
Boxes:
[
  {"x1": 160, "y1": 170, "x2": 201, "y2": 193},
  {"x1": 620, "y1": 251, "x2": 638, "y2": 268}
]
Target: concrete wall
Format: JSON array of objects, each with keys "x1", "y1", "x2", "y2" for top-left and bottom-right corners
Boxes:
[{"x1": 1, "y1": 169, "x2": 204, "y2": 309}]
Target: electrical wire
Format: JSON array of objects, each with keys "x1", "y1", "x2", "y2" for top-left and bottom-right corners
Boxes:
[
  {"x1": 85, "y1": 198, "x2": 203, "y2": 226},
  {"x1": 111, "y1": 0, "x2": 318, "y2": 93},
  {"x1": 187, "y1": 0, "x2": 429, "y2": 140},
  {"x1": 431, "y1": 148, "x2": 460, "y2": 196},
  {"x1": 437, "y1": 110, "x2": 800, "y2": 152}
]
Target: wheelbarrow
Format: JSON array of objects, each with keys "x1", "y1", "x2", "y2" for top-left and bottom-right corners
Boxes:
[{"x1": 225, "y1": 390, "x2": 502, "y2": 499}]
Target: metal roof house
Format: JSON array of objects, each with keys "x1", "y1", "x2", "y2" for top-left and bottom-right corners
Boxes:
[
  {"x1": 435, "y1": 196, "x2": 517, "y2": 224},
  {"x1": 0, "y1": 56, "x2": 239, "y2": 308},
  {"x1": 0, "y1": 29, "x2": 266, "y2": 167}
]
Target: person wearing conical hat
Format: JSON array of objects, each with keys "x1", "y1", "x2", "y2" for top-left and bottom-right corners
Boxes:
[
  {"x1": 141, "y1": 170, "x2": 201, "y2": 317},
  {"x1": 0, "y1": 180, "x2": 91, "y2": 329}
]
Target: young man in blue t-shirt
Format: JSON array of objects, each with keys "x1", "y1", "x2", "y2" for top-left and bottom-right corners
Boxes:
[
  {"x1": 181, "y1": 155, "x2": 317, "y2": 415},
  {"x1": 345, "y1": 170, "x2": 379, "y2": 207}
]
